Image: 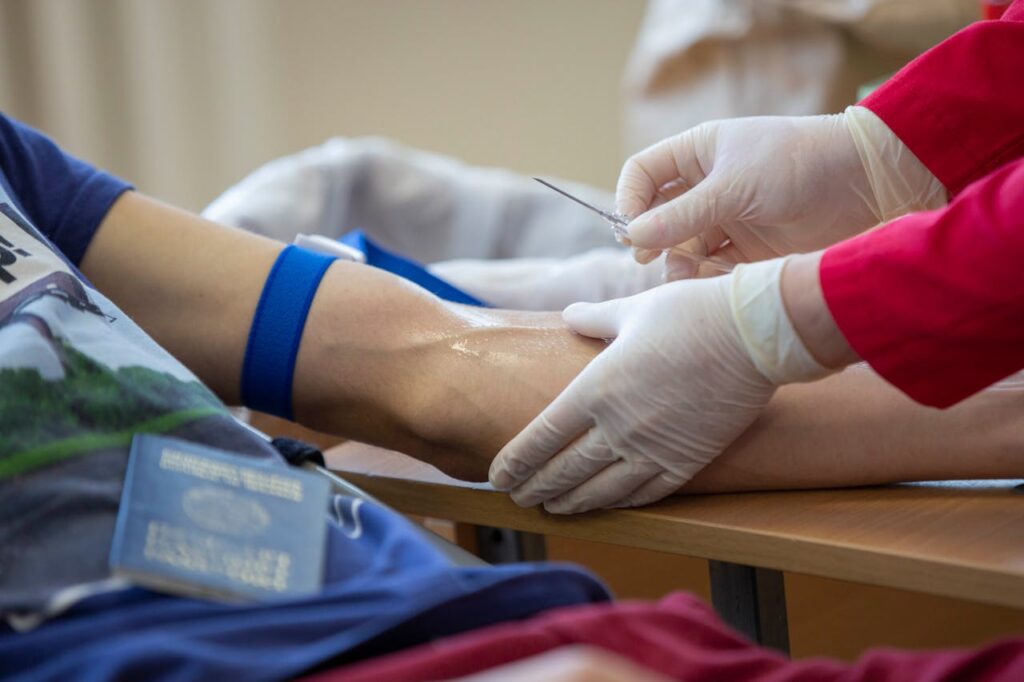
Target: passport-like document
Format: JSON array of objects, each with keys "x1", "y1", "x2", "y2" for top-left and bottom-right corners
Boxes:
[{"x1": 110, "y1": 434, "x2": 330, "y2": 603}]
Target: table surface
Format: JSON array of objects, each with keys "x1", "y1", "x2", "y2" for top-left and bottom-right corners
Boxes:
[{"x1": 326, "y1": 443, "x2": 1024, "y2": 609}]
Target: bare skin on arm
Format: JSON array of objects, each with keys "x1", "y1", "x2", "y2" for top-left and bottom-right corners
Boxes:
[
  {"x1": 79, "y1": 191, "x2": 601, "y2": 481},
  {"x1": 82, "y1": 192, "x2": 1023, "y2": 492}
]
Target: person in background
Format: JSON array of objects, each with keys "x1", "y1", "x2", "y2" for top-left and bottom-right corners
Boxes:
[{"x1": 623, "y1": 0, "x2": 976, "y2": 150}]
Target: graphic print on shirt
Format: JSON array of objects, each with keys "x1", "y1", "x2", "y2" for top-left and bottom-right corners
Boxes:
[{"x1": 0, "y1": 201, "x2": 227, "y2": 480}]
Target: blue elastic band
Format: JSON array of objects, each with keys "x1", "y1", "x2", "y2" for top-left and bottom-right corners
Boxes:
[
  {"x1": 241, "y1": 245, "x2": 336, "y2": 420},
  {"x1": 339, "y1": 230, "x2": 489, "y2": 307}
]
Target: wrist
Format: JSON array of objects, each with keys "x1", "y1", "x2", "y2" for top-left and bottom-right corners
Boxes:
[
  {"x1": 844, "y1": 105, "x2": 948, "y2": 221},
  {"x1": 729, "y1": 257, "x2": 840, "y2": 385},
  {"x1": 779, "y1": 252, "x2": 859, "y2": 370}
]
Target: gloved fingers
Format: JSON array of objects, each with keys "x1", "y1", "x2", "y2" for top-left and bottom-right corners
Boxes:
[
  {"x1": 489, "y1": 389, "x2": 594, "y2": 490},
  {"x1": 663, "y1": 247, "x2": 700, "y2": 281},
  {"x1": 608, "y1": 471, "x2": 688, "y2": 509},
  {"x1": 657, "y1": 224, "x2": 724, "y2": 280},
  {"x1": 542, "y1": 459, "x2": 664, "y2": 515},
  {"x1": 625, "y1": 178, "x2": 728, "y2": 252},
  {"x1": 508, "y1": 429, "x2": 615, "y2": 507},
  {"x1": 664, "y1": 245, "x2": 736, "y2": 281},
  {"x1": 615, "y1": 127, "x2": 710, "y2": 219},
  {"x1": 651, "y1": 177, "x2": 693, "y2": 207},
  {"x1": 562, "y1": 298, "x2": 630, "y2": 340},
  {"x1": 632, "y1": 247, "x2": 662, "y2": 265}
]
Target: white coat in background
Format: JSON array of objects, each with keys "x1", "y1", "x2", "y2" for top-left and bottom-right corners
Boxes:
[{"x1": 203, "y1": 137, "x2": 663, "y2": 310}]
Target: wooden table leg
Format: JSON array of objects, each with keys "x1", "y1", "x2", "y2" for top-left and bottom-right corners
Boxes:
[
  {"x1": 709, "y1": 560, "x2": 790, "y2": 655},
  {"x1": 475, "y1": 527, "x2": 548, "y2": 563}
]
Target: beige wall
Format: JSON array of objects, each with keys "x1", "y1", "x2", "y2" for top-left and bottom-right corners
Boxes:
[{"x1": 0, "y1": 0, "x2": 645, "y2": 212}]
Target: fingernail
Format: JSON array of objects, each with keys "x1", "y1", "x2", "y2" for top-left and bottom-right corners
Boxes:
[
  {"x1": 633, "y1": 247, "x2": 660, "y2": 265},
  {"x1": 489, "y1": 467, "x2": 513, "y2": 490},
  {"x1": 563, "y1": 301, "x2": 587, "y2": 315},
  {"x1": 561, "y1": 302, "x2": 590, "y2": 324},
  {"x1": 489, "y1": 457, "x2": 515, "y2": 489},
  {"x1": 543, "y1": 500, "x2": 575, "y2": 515},
  {"x1": 664, "y1": 260, "x2": 697, "y2": 282},
  {"x1": 615, "y1": 198, "x2": 642, "y2": 221},
  {"x1": 624, "y1": 217, "x2": 648, "y2": 243},
  {"x1": 510, "y1": 489, "x2": 539, "y2": 508}
]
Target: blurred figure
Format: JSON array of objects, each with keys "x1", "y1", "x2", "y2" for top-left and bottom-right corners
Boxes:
[
  {"x1": 203, "y1": 138, "x2": 664, "y2": 311},
  {"x1": 624, "y1": 0, "x2": 976, "y2": 151}
]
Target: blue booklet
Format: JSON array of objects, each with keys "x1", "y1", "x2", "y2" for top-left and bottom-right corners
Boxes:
[{"x1": 110, "y1": 434, "x2": 330, "y2": 603}]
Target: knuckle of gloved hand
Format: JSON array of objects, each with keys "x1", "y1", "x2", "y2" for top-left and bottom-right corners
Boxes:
[
  {"x1": 510, "y1": 485, "x2": 544, "y2": 508},
  {"x1": 579, "y1": 436, "x2": 615, "y2": 465},
  {"x1": 502, "y1": 455, "x2": 539, "y2": 481},
  {"x1": 545, "y1": 495, "x2": 586, "y2": 516},
  {"x1": 536, "y1": 413, "x2": 574, "y2": 447}
]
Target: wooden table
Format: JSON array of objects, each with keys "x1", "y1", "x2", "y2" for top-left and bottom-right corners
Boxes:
[{"x1": 326, "y1": 443, "x2": 1024, "y2": 653}]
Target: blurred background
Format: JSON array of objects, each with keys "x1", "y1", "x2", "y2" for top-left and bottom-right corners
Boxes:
[
  {"x1": 0, "y1": 0, "x2": 644, "y2": 211},
  {"x1": 0, "y1": 0, "x2": 977, "y2": 213},
  {"x1": 4, "y1": 0, "x2": 1018, "y2": 662}
]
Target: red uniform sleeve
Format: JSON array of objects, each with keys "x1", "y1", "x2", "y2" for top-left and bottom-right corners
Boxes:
[
  {"x1": 859, "y1": 0, "x2": 1024, "y2": 196},
  {"x1": 821, "y1": 157, "x2": 1024, "y2": 407}
]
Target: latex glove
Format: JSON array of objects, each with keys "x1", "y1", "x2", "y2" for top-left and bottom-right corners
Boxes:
[
  {"x1": 617, "y1": 106, "x2": 947, "y2": 276},
  {"x1": 427, "y1": 247, "x2": 664, "y2": 311},
  {"x1": 489, "y1": 258, "x2": 833, "y2": 514}
]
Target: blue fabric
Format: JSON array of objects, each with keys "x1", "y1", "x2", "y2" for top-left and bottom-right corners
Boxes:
[
  {"x1": 241, "y1": 245, "x2": 336, "y2": 420},
  {"x1": 340, "y1": 230, "x2": 488, "y2": 307},
  {"x1": 0, "y1": 114, "x2": 131, "y2": 266},
  {"x1": 0, "y1": 495, "x2": 610, "y2": 681}
]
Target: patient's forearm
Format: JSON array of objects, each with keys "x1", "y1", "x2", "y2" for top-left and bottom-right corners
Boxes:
[
  {"x1": 685, "y1": 367, "x2": 1024, "y2": 493},
  {"x1": 294, "y1": 293, "x2": 603, "y2": 479},
  {"x1": 80, "y1": 193, "x2": 1023, "y2": 490},
  {"x1": 79, "y1": 192, "x2": 600, "y2": 479},
  {"x1": 351, "y1": 332, "x2": 1024, "y2": 490}
]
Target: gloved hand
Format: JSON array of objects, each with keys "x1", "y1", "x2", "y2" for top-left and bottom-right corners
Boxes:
[
  {"x1": 489, "y1": 258, "x2": 833, "y2": 514},
  {"x1": 428, "y1": 247, "x2": 664, "y2": 311},
  {"x1": 617, "y1": 106, "x2": 947, "y2": 276}
]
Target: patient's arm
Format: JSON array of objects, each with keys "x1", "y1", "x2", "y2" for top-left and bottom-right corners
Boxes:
[
  {"x1": 82, "y1": 191, "x2": 1023, "y2": 490},
  {"x1": 685, "y1": 366, "x2": 1024, "y2": 493},
  {"x1": 79, "y1": 191, "x2": 600, "y2": 480},
  {"x1": 308, "y1": 305, "x2": 1024, "y2": 491}
]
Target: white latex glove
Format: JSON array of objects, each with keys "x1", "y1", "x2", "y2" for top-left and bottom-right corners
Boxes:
[
  {"x1": 617, "y1": 105, "x2": 947, "y2": 277},
  {"x1": 489, "y1": 258, "x2": 833, "y2": 514},
  {"x1": 427, "y1": 248, "x2": 664, "y2": 311}
]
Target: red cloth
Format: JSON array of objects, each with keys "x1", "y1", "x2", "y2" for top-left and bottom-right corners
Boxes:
[
  {"x1": 860, "y1": 1, "x2": 1024, "y2": 196},
  {"x1": 821, "y1": 2, "x2": 1024, "y2": 407},
  {"x1": 303, "y1": 592, "x2": 1024, "y2": 682},
  {"x1": 822, "y1": 157, "x2": 1024, "y2": 407}
]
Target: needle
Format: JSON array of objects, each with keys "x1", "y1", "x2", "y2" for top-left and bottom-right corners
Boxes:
[
  {"x1": 533, "y1": 177, "x2": 630, "y2": 235},
  {"x1": 532, "y1": 177, "x2": 734, "y2": 273}
]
